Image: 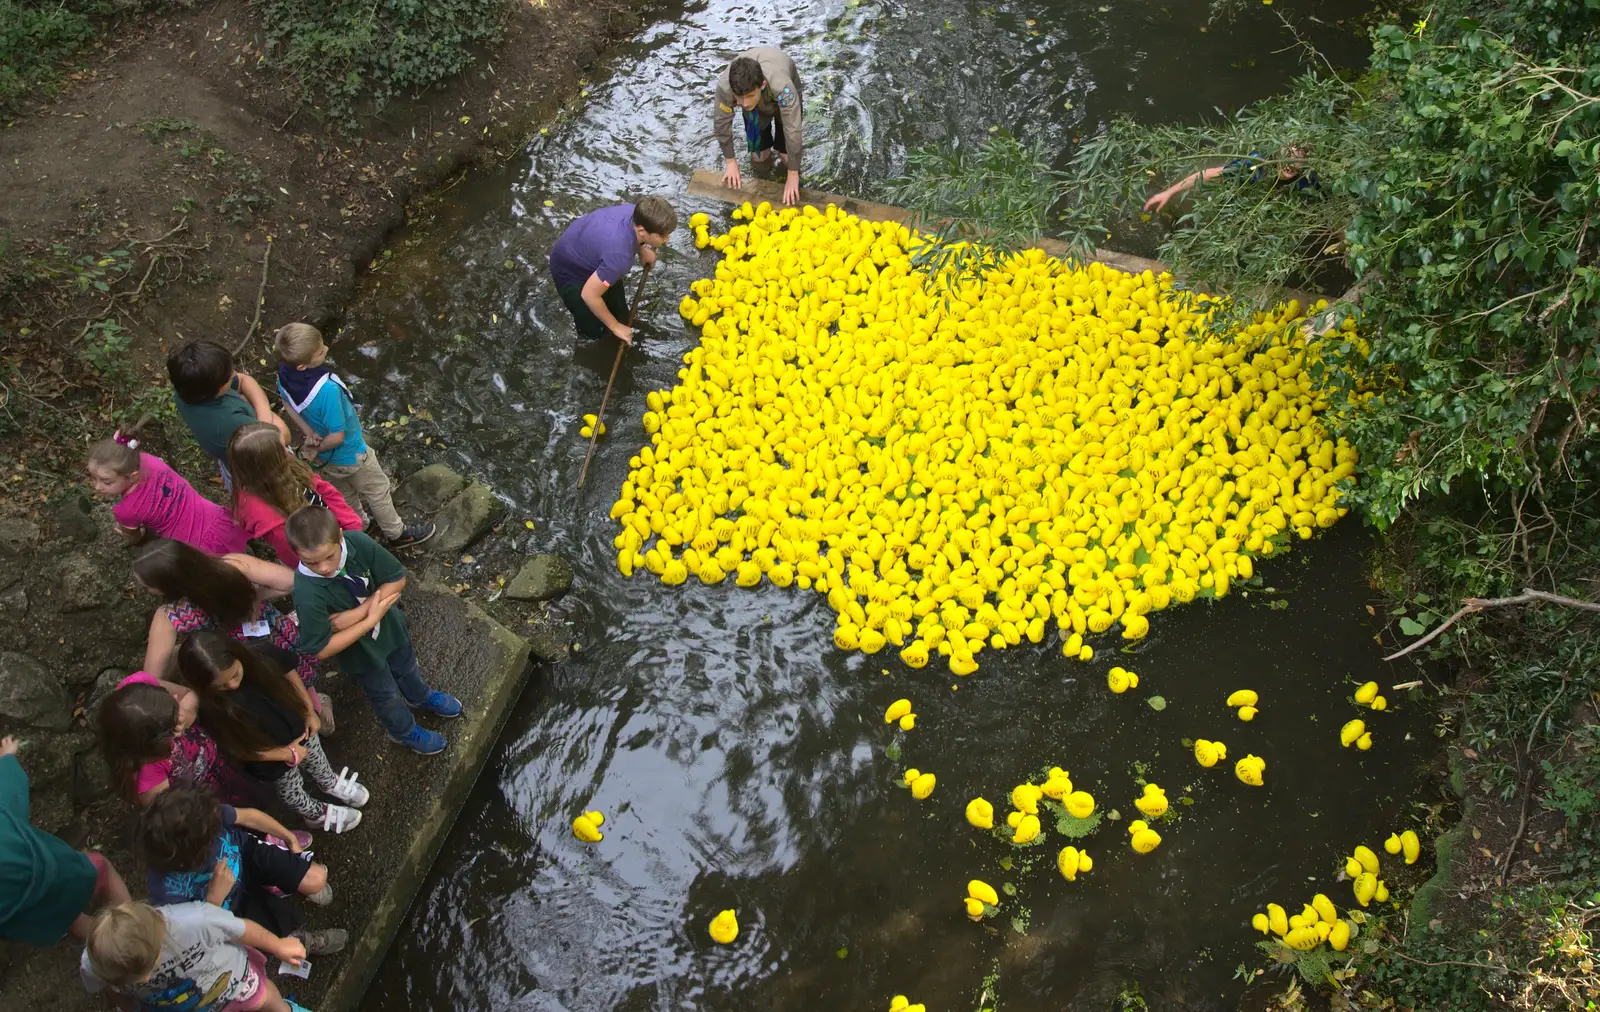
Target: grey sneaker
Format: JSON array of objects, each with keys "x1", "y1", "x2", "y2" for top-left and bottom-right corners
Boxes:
[
  {"x1": 304, "y1": 882, "x2": 334, "y2": 906},
  {"x1": 380, "y1": 522, "x2": 436, "y2": 550},
  {"x1": 316, "y1": 693, "x2": 336, "y2": 737},
  {"x1": 294, "y1": 928, "x2": 348, "y2": 955}
]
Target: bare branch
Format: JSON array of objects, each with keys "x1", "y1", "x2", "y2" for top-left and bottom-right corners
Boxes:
[{"x1": 1384, "y1": 589, "x2": 1600, "y2": 661}]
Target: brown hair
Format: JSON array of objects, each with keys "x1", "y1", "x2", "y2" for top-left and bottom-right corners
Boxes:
[
  {"x1": 229, "y1": 421, "x2": 317, "y2": 521},
  {"x1": 86, "y1": 903, "x2": 165, "y2": 987},
  {"x1": 176, "y1": 629, "x2": 309, "y2": 763},
  {"x1": 285, "y1": 505, "x2": 340, "y2": 555},
  {"x1": 97, "y1": 682, "x2": 179, "y2": 801},
  {"x1": 728, "y1": 56, "x2": 764, "y2": 96},
  {"x1": 131, "y1": 539, "x2": 255, "y2": 629},
  {"x1": 86, "y1": 416, "x2": 152, "y2": 477},
  {"x1": 633, "y1": 195, "x2": 678, "y2": 237},
  {"x1": 274, "y1": 322, "x2": 324, "y2": 366},
  {"x1": 139, "y1": 785, "x2": 223, "y2": 872}
]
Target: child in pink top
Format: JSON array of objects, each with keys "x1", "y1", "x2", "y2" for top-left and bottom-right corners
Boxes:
[
  {"x1": 227, "y1": 422, "x2": 362, "y2": 566},
  {"x1": 86, "y1": 433, "x2": 248, "y2": 556}
]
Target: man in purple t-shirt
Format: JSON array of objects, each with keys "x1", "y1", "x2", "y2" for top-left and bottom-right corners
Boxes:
[{"x1": 548, "y1": 196, "x2": 677, "y2": 343}]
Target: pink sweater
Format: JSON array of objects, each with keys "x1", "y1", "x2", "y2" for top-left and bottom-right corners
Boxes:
[
  {"x1": 232, "y1": 475, "x2": 363, "y2": 566},
  {"x1": 113, "y1": 453, "x2": 248, "y2": 556}
]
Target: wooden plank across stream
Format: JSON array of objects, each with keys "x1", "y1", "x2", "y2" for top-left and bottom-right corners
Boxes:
[{"x1": 686, "y1": 168, "x2": 1167, "y2": 278}]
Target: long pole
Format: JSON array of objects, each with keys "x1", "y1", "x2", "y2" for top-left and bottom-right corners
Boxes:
[{"x1": 576, "y1": 263, "x2": 652, "y2": 490}]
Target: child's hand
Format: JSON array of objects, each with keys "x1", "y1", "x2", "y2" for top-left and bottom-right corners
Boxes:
[
  {"x1": 0, "y1": 736, "x2": 18, "y2": 758},
  {"x1": 205, "y1": 860, "x2": 236, "y2": 906},
  {"x1": 275, "y1": 935, "x2": 309, "y2": 965},
  {"x1": 176, "y1": 692, "x2": 198, "y2": 733}
]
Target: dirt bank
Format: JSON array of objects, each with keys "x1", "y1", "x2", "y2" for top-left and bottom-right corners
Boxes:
[{"x1": 0, "y1": 0, "x2": 646, "y2": 1005}]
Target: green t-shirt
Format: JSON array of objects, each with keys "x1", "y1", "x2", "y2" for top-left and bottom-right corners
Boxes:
[
  {"x1": 174, "y1": 374, "x2": 257, "y2": 463},
  {"x1": 0, "y1": 754, "x2": 98, "y2": 945},
  {"x1": 291, "y1": 531, "x2": 411, "y2": 673}
]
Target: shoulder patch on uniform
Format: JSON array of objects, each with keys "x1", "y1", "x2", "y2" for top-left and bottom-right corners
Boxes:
[
  {"x1": 718, "y1": 103, "x2": 733, "y2": 113},
  {"x1": 775, "y1": 86, "x2": 795, "y2": 108}
]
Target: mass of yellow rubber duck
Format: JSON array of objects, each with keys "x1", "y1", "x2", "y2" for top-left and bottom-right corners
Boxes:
[{"x1": 612, "y1": 203, "x2": 1359, "y2": 677}]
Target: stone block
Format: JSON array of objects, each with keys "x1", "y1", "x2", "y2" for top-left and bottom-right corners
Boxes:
[
  {"x1": 394, "y1": 464, "x2": 467, "y2": 514},
  {"x1": 505, "y1": 554, "x2": 573, "y2": 602},
  {"x1": 0, "y1": 653, "x2": 72, "y2": 730},
  {"x1": 430, "y1": 481, "x2": 504, "y2": 554}
]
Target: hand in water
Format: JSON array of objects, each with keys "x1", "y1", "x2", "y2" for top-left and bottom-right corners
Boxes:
[
  {"x1": 610, "y1": 322, "x2": 634, "y2": 345},
  {"x1": 1144, "y1": 190, "x2": 1174, "y2": 213},
  {"x1": 722, "y1": 158, "x2": 742, "y2": 190},
  {"x1": 783, "y1": 173, "x2": 801, "y2": 206}
]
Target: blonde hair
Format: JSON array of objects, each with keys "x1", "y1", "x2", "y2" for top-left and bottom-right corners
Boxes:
[
  {"x1": 274, "y1": 322, "x2": 325, "y2": 366},
  {"x1": 87, "y1": 903, "x2": 165, "y2": 987}
]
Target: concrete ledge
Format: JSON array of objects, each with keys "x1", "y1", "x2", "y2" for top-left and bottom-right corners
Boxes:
[{"x1": 295, "y1": 584, "x2": 531, "y2": 1012}]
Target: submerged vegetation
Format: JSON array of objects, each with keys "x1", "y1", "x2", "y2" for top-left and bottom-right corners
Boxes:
[{"x1": 894, "y1": 0, "x2": 1600, "y2": 1006}]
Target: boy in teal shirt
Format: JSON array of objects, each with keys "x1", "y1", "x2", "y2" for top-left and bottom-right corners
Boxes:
[
  {"x1": 286, "y1": 506, "x2": 460, "y2": 754},
  {"x1": 166, "y1": 339, "x2": 288, "y2": 488}
]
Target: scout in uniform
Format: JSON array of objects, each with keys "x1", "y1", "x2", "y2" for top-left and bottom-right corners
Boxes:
[{"x1": 714, "y1": 47, "x2": 805, "y2": 206}]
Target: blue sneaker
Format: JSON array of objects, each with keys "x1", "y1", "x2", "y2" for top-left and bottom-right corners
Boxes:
[
  {"x1": 389, "y1": 725, "x2": 447, "y2": 755},
  {"x1": 409, "y1": 690, "x2": 463, "y2": 719}
]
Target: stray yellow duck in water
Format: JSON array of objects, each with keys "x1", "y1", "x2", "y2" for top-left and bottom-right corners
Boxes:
[
  {"x1": 1226, "y1": 689, "x2": 1259, "y2": 708},
  {"x1": 884, "y1": 698, "x2": 912, "y2": 724},
  {"x1": 579, "y1": 414, "x2": 607, "y2": 439},
  {"x1": 1194, "y1": 739, "x2": 1228, "y2": 767},
  {"x1": 1065, "y1": 790, "x2": 1096, "y2": 819},
  {"x1": 1251, "y1": 912, "x2": 1270, "y2": 934},
  {"x1": 1384, "y1": 832, "x2": 1402, "y2": 855},
  {"x1": 1011, "y1": 814, "x2": 1042, "y2": 844},
  {"x1": 966, "y1": 797, "x2": 995, "y2": 830},
  {"x1": 1375, "y1": 880, "x2": 1390, "y2": 903},
  {"x1": 1234, "y1": 754, "x2": 1266, "y2": 786},
  {"x1": 1237, "y1": 705, "x2": 1258, "y2": 722},
  {"x1": 708, "y1": 909, "x2": 739, "y2": 944},
  {"x1": 1266, "y1": 902, "x2": 1289, "y2": 936},
  {"x1": 899, "y1": 713, "x2": 916, "y2": 730},
  {"x1": 1128, "y1": 819, "x2": 1162, "y2": 853},
  {"x1": 1040, "y1": 767, "x2": 1073, "y2": 799},
  {"x1": 1357, "y1": 731, "x2": 1373, "y2": 750},
  {"x1": 966, "y1": 879, "x2": 999, "y2": 920},
  {"x1": 1370, "y1": 695, "x2": 1387, "y2": 710},
  {"x1": 1340, "y1": 718, "x2": 1366, "y2": 747},
  {"x1": 1107, "y1": 666, "x2": 1140, "y2": 694},
  {"x1": 1011, "y1": 782, "x2": 1043, "y2": 815},
  {"x1": 888, "y1": 996, "x2": 926, "y2": 1012},
  {"x1": 1057, "y1": 846, "x2": 1094, "y2": 881},
  {"x1": 1401, "y1": 829, "x2": 1421, "y2": 864},
  {"x1": 1134, "y1": 783, "x2": 1168, "y2": 818},
  {"x1": 572, "y1": 810, "x2": 605, "y2": 842},
  {"x1": 1354, "y1": 681, "x2": 1379, "y2": 705},
  {"x1": 903, "y1": 769, "x2": 936, "y2": 799}
]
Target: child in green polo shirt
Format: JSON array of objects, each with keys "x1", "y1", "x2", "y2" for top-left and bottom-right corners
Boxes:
[
  {"x1": 167, "y1": 339, "x2": 290, "y2": 489},
  {"x1": 284, "y1": 506, "x2": 462, "y2": 755}
]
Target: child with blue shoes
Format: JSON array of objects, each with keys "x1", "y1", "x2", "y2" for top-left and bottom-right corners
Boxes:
[
  {"x1": 273, "y1": 323, "x2": 434, "y2": 550},
  {"x1": 285, "y1": 506, "x2": 461, "y2": 755}
]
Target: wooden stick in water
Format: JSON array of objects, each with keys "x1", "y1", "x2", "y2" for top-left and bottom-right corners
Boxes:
[{"x1": 577, "y1": 263, "x2": 652, "y2": 491}]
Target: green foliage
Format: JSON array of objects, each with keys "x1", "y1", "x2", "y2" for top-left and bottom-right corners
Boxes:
[
  {"x1": 0, "y1": 0, "x2": 95, "y2": 109},
  {"x1": 136, "y1": 117, "x2": 195, "y2": 141},
  {"x1": 80, "y1": 318, "x2": 131, "y2": 384},
  {"x1": 259, "y1": 0, "x2": 509, "y2": 127}
]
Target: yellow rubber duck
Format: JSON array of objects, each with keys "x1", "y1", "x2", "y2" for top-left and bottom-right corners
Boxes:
[
  {"x1": 1226, "y1": 689, "x2": 1259, "y2": 708},
  {"x1": 884, "y1": 698, "x2": 912, "y2": 724},
  {"x1": 1194, "y1": 739, "x2": 1227, "y2": 767},
  {"x1": 571, "y1": 810, "x2": 604, "y2": 842},
  {"x1": 708, "y1": 909, "x2": 739, "y2": 944},
  {"x1": 1234, "y1": 754, "x2": 1266, "y2": 786},
  {"x1": 965, "y1": 797, "x2": 994, "y2": 830},
  {"x1": 1311, "y1": 893, "x2": 1337, "y2": 923},
  {"x1": 1340, "y1": 718, "x2": 1366, "y2": 747},
  {"x1": 1011, "y1": 814, "x2": 1041, "y2": 845},
  {"x1": 578, "y1": 414, "x2": 607, "y2": 439},
  {"x1": 1371, "y1": 694, "x2": 1388, "y2": 710},
  {"x1": 963, "y1": 896, "x2": 985, "y2": 921},
  {"x1": 1237, "y1": 705, "x2": 1258, "y2": 722},
  {"x1": 1251, "y1": 912, "x2": 1270, "y2": 934},
  {"x1": 1134, "y1": 783, "x2": 1168, "y2": 818},
  {"x1": 1384, "y1": 832, "x2": 1403, "y2": 855},
  {"x1": 1374, "y1": 880, "x2": 1390, "y2": 903},
  {"x1": 1057, "y1": 845, "x2": 1093, "y2": 880},
  {"x1": 1354, "y1": 680, "x2": 1379, "y2": 704},
  {"x1": 1266, "y1": 902, "x2": 1288, "y2": 936},
  {"x1": 1401, "y1": 829, "x2": 1421, "y2": 865},
  {"x1": 967, "y1": 879, "x2": 999, "y2": 907},
  {"x1": 1064, "y1": 790, "x2": 1096, "y2": 819},
  {"x1": 1040, "y1": 767, "x2": 1073, "y2": 799},
  {"x1": 1352, "y1": 872, "x2": 1377, "y2": 907},
  {"x1": 906, "y1": 771, "x2": 936, "y2": 800},
  {"x1": 1107, "y1": 666, "x2": 1140, "y2": 694},
  {"x1": 1344, "y1": 856, "x2": 1365, "y2": 878},
  {"x1": 1356, "y1": 731, "x2": 1373, "y2": 750},
  {"x1": 1352, "y1": 845, "x2": 1380, "y2": 874},
  {"x1": 1329, "y1": 919, "x2": 1352, "y2": 951},
  {"x1": 1011, "y1": 782, "x2": 1043, "y2": 815},
  {"x1": 889, "y1": 999, "x2": 926, "y2": 1012},
  {"x1": 1128, "y1": 819, "x2": 1162, "y2": 853},
  {"x1": 898, "y1": 713, "x2": 916, "y2": 730}
]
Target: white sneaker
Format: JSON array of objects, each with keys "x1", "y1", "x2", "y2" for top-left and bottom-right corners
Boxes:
[
  {"x1": 311, "y1": 804, "x2": 362, "y2": 834},
  {"x1": 323, "y1": 767, "x2": 369, "y2": 808}
]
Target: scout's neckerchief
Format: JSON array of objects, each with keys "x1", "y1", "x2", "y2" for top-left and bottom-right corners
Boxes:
[{"x1": 277, "y1": 362, "x2": 354, "y2": 414}]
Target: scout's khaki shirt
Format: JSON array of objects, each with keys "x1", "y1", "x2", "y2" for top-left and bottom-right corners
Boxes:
[{"x1": 713, "y1": 46, "x2": 804, "y2": 171}]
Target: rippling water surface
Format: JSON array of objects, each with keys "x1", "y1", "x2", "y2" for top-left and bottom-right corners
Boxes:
[{"x1": 342, "y1": 1, "x2": 1423, "y2": 1008}]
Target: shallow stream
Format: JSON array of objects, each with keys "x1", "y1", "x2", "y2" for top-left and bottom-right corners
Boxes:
[{"x1": 344, "y1": 1, "x2": 1429, "y2": 1008}]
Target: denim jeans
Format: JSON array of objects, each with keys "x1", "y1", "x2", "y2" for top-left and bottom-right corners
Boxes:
[{"x1": 347, "y1": 637, "x2": 431, "y2": 738}]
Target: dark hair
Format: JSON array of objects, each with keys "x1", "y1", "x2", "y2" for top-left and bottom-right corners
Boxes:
[
  {"x1": 97, "y1": 683, "x2": 178, "y2": 800},
  {"x1": 728, "y1": 56, "x2": 764, "y2": 96},
  {"x1": 132, "y1": 539, "x2": 255, "y2": 629},
  {"x1": 176, "y1": 630, "x2": 309, "y2": 763},
  {"x1": 166, "y1": 340, "x2": 233, "y2": 405},
  {"x1": 633, "y1": 195, "x2": 677, "y2": 237},
  {"x1": 229, "y1": 421, "x2": 314, "y2": 521},
  {"x1": 285, "y1": 505, "x2": 340, "y2": 554},
  {"x1": 138, "y1": 785, "x2": 222, "y2": 871}
]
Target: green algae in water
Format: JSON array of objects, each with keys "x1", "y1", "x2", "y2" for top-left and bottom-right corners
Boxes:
[{"x1": 1043, "y1": 799, "x2": 1103, "y2": 839}]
